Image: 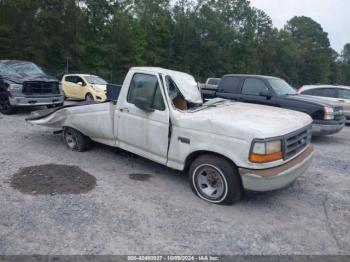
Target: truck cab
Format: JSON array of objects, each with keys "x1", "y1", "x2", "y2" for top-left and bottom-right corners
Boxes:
[{"x1": 28, "y1": 67, "x2": 314, "y2": 205}]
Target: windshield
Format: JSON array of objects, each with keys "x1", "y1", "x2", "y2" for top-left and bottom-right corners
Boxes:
[
  {"x1": 85, "y1": 75, "x2": 107, "y2": 85},
  {"x1": 208, "y1": 78, "x2": 220, "y2": 85},
  {"x1": 268, "y1": 79, "x2": 296, "y2": 96},
  {"x1": 8, "y1": 62, "x2": 44, "y2": 75},
  {"x1": 0, "y1": 64, "x2": 15, "y2": 74}
]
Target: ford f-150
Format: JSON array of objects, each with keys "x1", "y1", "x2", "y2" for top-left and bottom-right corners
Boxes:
[{"x1": 27, "y1": 67, "x2": 314, "y2": 205}]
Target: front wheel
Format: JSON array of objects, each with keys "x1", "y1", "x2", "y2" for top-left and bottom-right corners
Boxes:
[
  {"x1": 63, "y1": 127, "x2": 92, "y2": 152},
  {"x1": 85, "y1": 93, "x2": 94, "y2": 101},
  {"x1": 189, "y1": 154, "x2": 243, "y2": 205},
  {"x1": 0, "y1": 93, "x2": 16, "y2": 115}
]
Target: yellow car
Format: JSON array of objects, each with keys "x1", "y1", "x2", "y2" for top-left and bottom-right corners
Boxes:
[{"x1": 61, "y1": 74, "x2": 108, "y2": 101}]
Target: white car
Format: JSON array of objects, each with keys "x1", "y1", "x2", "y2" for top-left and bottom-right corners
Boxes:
[
  {"x1": 27, "y1": 67, "x2": 314, "y2": 205},
  {"x1": 298, "y1": 85, "x2": 350, "y2": 124}
]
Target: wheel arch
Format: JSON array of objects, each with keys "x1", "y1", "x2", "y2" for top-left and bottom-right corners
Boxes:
[
  {"x1": 184, "y1": 150, "x2": 238, "y2": 171},
  {"x1": 62, "y1": 125, "x2": 91, "y2": 139},
  {"x1": 186, "y1": 150, "x2": 244, "y2": 204}
]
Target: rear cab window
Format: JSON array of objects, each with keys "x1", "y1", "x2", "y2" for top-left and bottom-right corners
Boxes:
[
  {"x1": 218, "y1": 76, "x2": 241, "y2": 94},
  {"x1": 208, "y1": 79, "x2": 220, "y2": 85}
]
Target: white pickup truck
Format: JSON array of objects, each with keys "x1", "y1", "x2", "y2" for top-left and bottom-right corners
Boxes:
[{"x1": 27, "y1": 67, "x2": 314, "y2": 205}]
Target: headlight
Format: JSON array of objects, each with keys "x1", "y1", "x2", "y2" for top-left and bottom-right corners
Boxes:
[
  {"x1": 324, "y1": 106, "x2": 334, "y2": 120},
  {"x1": 7, "y1": 83, "x2": 22, "y2": 92},
  {"x1": 250, "y1": 140, "x2": 283, "y2": 163}
]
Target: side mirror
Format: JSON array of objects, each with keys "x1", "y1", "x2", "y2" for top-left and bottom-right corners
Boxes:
[
  {"x1": 77, "y1": 82, "x2": 84, "y2": 86},
  {"x1": 259, "y1": 90, "x2": 272, "y2": 99},
  {"x1": 134, "y1": 97, "x2": 154, "y2": 112}
]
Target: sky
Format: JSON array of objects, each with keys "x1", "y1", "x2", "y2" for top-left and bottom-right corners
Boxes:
[{"x1": 249, "y1": 0, "x2": 350, "y2": 53}]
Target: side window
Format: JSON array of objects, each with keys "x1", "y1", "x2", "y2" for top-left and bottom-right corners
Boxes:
[
  {"x1": 310, "y1": 88, "x2": 337, "y2": 98},
  {"x1": 242, "y1": 78, "x2": 268, "y2": 96},
  {"x1": 302, "y1": 89, "x2": 317, "y2": 95},
  {"x1": 127, "y1": 73, "x2": 165, "y2": 111},
  {"x1": 75, "y1": 76, "x2": 85, "y2": 85},
  {"x1": 219, "y1": 76, "x2": 241, "y2": 93},
  {"x1": 339, "y1": 89, "x2": 350, "y2": 99},
  {"x1": 65, "y1": 76, "x2": 75, "y2": 83}
]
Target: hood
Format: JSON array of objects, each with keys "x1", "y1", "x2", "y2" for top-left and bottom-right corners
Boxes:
[
  {"x1": 176, "y1": 102, "x2": 312, "y2": 139},
  {"x1": 287, "y1": 94, "x2": 341, "y2": 107},
  {"x1": 1, "y1": 72, "x2": 58, "y2": 84}
]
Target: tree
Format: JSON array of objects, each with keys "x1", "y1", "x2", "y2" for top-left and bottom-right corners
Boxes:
[{"x1": 285, "y1": 16, "x2": 333, "y2": 85}]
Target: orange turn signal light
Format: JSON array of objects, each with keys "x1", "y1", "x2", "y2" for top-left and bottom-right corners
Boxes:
[{"x1": 250, "y1": 151, "x2": 283, "y2": 163}]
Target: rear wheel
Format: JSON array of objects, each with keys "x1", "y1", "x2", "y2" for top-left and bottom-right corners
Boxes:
[
  {"x1": 189, "y1": 154, "x2": 243, "y2": 205},
  {"x1": 85, "y1": 93, "x2": 94, "y2": 101},
  {"x1": 0, "y1": 93, "x2": 16, "y2": 115},
  {"x1": 63, "y1": 127, "x2": 92, "y2": 152}
]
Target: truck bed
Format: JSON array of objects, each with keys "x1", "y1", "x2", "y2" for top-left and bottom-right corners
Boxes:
[{"x1": 26, "y1": 83, "x2": 122, "y2": 121}]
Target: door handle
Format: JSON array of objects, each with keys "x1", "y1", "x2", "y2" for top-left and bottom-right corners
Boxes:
[
  {"x1": 338, "y1": 100, "x2": 345, "y2": 103},
  {"x1": 119, "y1": 108, "x2": 129, "y2": 113}
]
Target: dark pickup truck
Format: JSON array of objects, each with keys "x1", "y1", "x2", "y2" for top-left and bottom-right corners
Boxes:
[
  {"x1": 0, "y1": 60, "x2": 64, "y2": 114},
  {"x1": 201, "y1": 74, "x2": 346, "y2": 136}
]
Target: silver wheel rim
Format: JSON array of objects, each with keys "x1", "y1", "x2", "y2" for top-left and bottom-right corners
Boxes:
[
  {"x1": 65, "y1": 131, "x2": 77, "y2": 149},
  {"x1": 193, "y1": 164, "x2": 227, "y2": 202}
]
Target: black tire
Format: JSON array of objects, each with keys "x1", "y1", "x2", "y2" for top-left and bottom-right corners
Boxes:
[
  {"x1": 63, "y1": 127, "x2": 92, "y2": 152},
  {"x1": 189, "y1": 154, "x2": 243, "y2": 205},
  {"x1": 85, "y1": 93, "x2": 94, "y2": 101},
  {"x1": 0, "y1": 93, "x2": 16, "y2": 115}
]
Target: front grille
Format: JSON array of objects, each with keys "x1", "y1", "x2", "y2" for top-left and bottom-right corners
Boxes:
[
  {"x1": 284, "y1": 125, "x2": 312, "y2": 160},
  {"x1": 23, "y1": 81, "x2": 59, "y2": 95}
]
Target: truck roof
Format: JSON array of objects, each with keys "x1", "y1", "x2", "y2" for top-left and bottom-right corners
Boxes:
[
  {"x1": 131, "y1": 67, "x2": 192, "y2": 77},
  {"x1": 223, "y1": 74, "x2": 281, "y2": 80}
]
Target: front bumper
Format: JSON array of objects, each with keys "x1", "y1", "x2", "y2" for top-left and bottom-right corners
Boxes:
[
  {"x1": 312, "y1": 118, "x2": 346, "y2": 136},
  {"x1": 239, "y1": 145, "x2": 314, "y2": 192},
  {"x1": 9, "y1": 95, "x2": 64, "y2": 106}
]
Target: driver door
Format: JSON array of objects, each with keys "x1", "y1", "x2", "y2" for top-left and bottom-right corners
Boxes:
[
  {"x1": 116, "y1": 73, "x2": 170, "y2": 164},
  {"x1": 239, "y1": 78, "x2": 276, "y2": 106},
  {"x1": 71, "y1": 76, "x2": 86, "y2": 99}
]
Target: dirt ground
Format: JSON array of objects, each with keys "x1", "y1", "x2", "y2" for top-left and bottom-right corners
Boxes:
[{"x1": 0, "y1": 105, "x2": 349, "y2": 255}]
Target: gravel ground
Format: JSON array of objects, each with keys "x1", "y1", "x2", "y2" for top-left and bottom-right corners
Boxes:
[{"x1": 0, "y1": 105, "x2": 349, "y2": 255}]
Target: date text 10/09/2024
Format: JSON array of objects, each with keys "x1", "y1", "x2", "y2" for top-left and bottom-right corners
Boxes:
[{"x1": 127, "y1": 256, "x2": 220, "y2": 261}]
